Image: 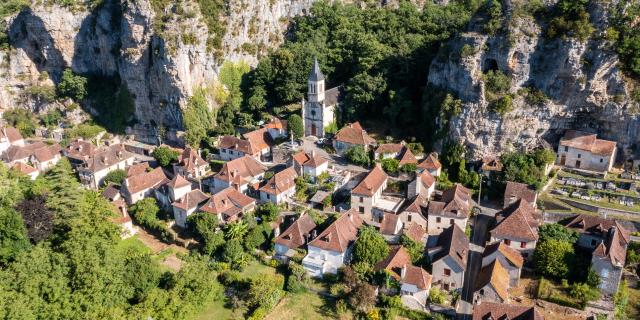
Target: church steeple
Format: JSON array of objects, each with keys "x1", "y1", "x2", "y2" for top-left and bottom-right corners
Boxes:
[{"x1": 308, "y1": 58, "x2": 325, "y2": 103}]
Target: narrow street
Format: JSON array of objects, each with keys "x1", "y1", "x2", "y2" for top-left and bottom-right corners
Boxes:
[{"x1": 457, "y1": 207, "x2": 495, "y2": 320}]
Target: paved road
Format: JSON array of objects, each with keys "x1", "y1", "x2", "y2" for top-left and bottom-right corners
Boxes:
[{"x1": 457, "y1": 208, "x2": 495, "y2": 320}]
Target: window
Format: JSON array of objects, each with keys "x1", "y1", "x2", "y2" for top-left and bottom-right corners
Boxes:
[
  {"x1": 523, "y1": 253, "x2": 529, "y2": 258},
  {"x1": 408, "y1": 215, "x2": 412, "y2": 222},
  {"x1": 443, "y1": 269, "x2": 451, "y2": 276},
  {"x1": 311, "y1": 110, "x2": 316, "y2": 116},
  {"x1": 520, "y1": 241, "x2": 526, "y2": 248},
  {"x1": 436, "y1": 217, "x2": 441, "y2": 223},
  {"x1": 359, "y1": 207, "x2": 365, "y2": 213},
  {"x1": 600, "y1": 158, "x2": 604, "y2": 163},
  {"x1": 591, "y1": 239, "x2": 597, "y2": 246},
  {"x1": 564, "y1": 146, "x2": 568, "y2": 152},
  {"x1": 451, "y1": 283, "x2": 455, "y2": 288},
  {"x1": 504, "y1": 239, "x2": 511, "y2": 245},
  {"x1": 577, "y1": 154, "x2": 581, "y2": 159},
  {"x1": 450, "y1": 219, "x2": 454, "y2": 225},
  {"x1": 360, "y1": 197, "x2": 364, "y2": 203}
]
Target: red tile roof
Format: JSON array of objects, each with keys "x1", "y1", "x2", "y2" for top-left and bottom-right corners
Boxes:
[
  {"x1": 200, "y1": 187, "x2": 255, "y2": 223},
  {"x1": 168, "y1": 174, "x2": 191, "y2": 189},
  {"x1": 418, "y1": 171, "x2": 435, "y2": 189},
  {"x1": 427, "y1": 184, "x2": 471, "y2": 218},
  {"x1": 12, "y1": 162, "x2": 37, "y2": 175},
  {"x1": 176, "y1": 147, "x2": 207, "y2": 173},
  {"x1": 215, "y1": 155, "x2": 267, "y2": 184},
  {"x1": 292, "y1": 150, "x2": 328, "y2": 168},
  {"x1": 560, "y1": 130, "x2": 616, "y2": 156},
  {"x1": 335, "y1": 122, "x2": 375, "y2": 146},
  {"x1": 417, "y1": 153, "x2": 441, "y2": 171},
  {"x1": 80, "y1": 144, "x2": 134, "y2": 173},
  {"x1": 380, "y1": 213, "x2": 401, "y2": 235},
  {"x1": 64, "y1": 139, "x2": 96, "y2": 160},
  {"x1": 0, "y1": 127, "x2": 23, "y2": 143},
  {"x1": 483, "y1": 241, "x2": 524, "y2": 268},
  {"x1": 403, "y1": 264, "x2": 432, "y2": 290},
  {"x1": 126, "y1": 162, "x2": 150, "y2": 177},
  {"x1": 374, "y1": 245, "x2": 412, "y2": 280},
  {"x1": 307, "y1": 209, "x2": 363, "y2": 253},
  {"x1": 242, "y1": 127, "x2": 275, "y2": 152},
  {"x1": 504, "y1": 181, "x2": 537, "y2": 207},
  {"x1": 275, "y1": 214, "x2": 317, "y2": 249},
  {"x1": 218, "y1": 135, "x2": 260, "y2": 155},
  {"x1": 172, "y1": 189, "x2": 209, "y2": 211},
  {"x1": 491, "y1": 199, "x2": 540, "y2": 242},
  {"x1": 124, "y1": 167, "x2": 169, "y2": 194},
  {"x1": 475, "y1": 260, "x2": 510, "y2": 301},
  {"x1": 404, "y1": 222, "x2": 426, "y2": 243},
  {"x1": 260, "y1": 167, "x2": 297, "y2": 195},
  {"x1": 431, "y1": 224, "x2": 469, "y2": 270},
  {"x1": 352, "y1": 165, "x2": 388, "y2": 196},
  {"x1": 472, "y1": 302, "x2": 543, "y2": 320},
  {"x1": 563, "y1": 214, "x2": 629, "y2": 266}
]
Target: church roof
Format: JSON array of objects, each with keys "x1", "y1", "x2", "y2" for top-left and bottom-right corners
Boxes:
[{"x1": 308, "y1": 58, "x2": 325, "y2": 82}]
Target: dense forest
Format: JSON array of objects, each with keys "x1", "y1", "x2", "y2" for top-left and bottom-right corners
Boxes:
[{"x1": 0, "y1": 160, "x2": 220, "y2": 320}]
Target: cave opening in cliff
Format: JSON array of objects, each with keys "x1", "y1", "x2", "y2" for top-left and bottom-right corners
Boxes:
[{"x1": 483, "y1": 58, "x2": 499, "y2": 73}]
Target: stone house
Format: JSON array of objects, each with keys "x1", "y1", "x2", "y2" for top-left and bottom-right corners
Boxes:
[
  {"x1": 350, "y1": 165, "x2": 388, "y2": 222},
  {"x1": 0, "y1": 127, "x2": 24, "y2": 155},
  {"x1": 77, "y1": 144, "x2": 135, "y2": 189},
  {"x1": 428, "y1": 224, "x2": 469, "y2": 292},
  {"x1": 199, "y1": 187, "x2": 256, "y2": 225},
  {"x1": 155, "y1": 174, "x2": 192, "y2": 209},
  {"x1": 63, "y1": 138, "x2": 97, "y2": 168},
  {"x1": 417, "y1": 153, "x2": 441, "y2": 177},
  {"x1": 274, "y1": 214, "x2": 317, "y2": 261},
  {"x1": 12, "y1": 162, "x2": 39, "y2": 180},
  {"x1": 375, "y1": 246, "x2": 432, "y2": 308},
  {"x1": 503, "y1": 181, "x2": 537, "y2": 209},
  {"x1": 290, "y1": 150, "x2": 329, "y2": 182},
  {"x1": 482, "y1": 241, "x2": 524, "y2": 287},
  {"x1": 407, "y1": 170, "x2": 435, "y2": 200},
  {"x1": 398, "y1": 195, "x2": 428, "y2": 230},
  {"x1": 172, "y1": 189, "x2": 209, "y2": 228},
  {"x1": 489, "y1": 199, "x2": 540, "y2": 260},
  {"x1": 473, "y1": 260, "x2": 511, "y2": 304},
  {"x1": 556, "y1": 130, "x2": 616, "y2": 172},
  {"x1": 301, "y1": 59, "x2": 340, "y2": 138},
  {"x1": 303, "y1": 209, "x2": 363, "y2": 277},
  {"x1": 2, "y1": 141, "x2": 62, "y2": 172},
  {"x1": 217, "y1": 135, "x2": 262, "y2": 161},
  {"x1": 242, "y1": 128, "x2": 276, "y2": 162},
  {"x1": 173, "y1": 147, "x2": 209, "y2": 179},
  {"x1": 122, "y1": 167, "x2": 169, "y2": 205},
  {"x1": 472, "y1": 302, "x2": 543, "y2": 320},
  {"x1": 259, "y1": 167, "x2": 297, "y2": 204},
  {"x1": 563, "y1": 214, "x2": 630, "y2": 296},
  {"x1": 426, "y1": 184, "x2": 471, "y2": 235},
  {"x1": 210, "y1": 155, "x2": 267, "y2": 193},
  {"x1": 333, "y1": 122, "x2": 375, "y2": 155},
  {"x1": 374, "y1": 142, "x2": 417, "y2": 166}
]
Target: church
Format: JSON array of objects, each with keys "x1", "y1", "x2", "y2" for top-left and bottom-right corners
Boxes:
[{"x1": 301, "y1": 59, "x2": 342, "y2": 138}]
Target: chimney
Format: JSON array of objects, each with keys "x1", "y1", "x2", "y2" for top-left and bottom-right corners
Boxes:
[{"x1": 102, "y1": 156, "x2": 108, "y2": 164}]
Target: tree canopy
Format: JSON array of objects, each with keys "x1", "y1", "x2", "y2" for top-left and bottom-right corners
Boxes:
[{"x1": 352, "y1": 226, "x2": 389, "y2": 267}]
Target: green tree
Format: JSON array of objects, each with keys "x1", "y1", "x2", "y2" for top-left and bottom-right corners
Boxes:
[
  {"x1": 381, "y1": 158, "x2": 400, "y2": 174},
  {"x1": 614, "y1": 280, "x2": 630, "y2": 320},
  {"x1": 533, "y1": 239, "x2": 575, "y2": 279},
  {"x1": 2, "y1": 108, "x2": 37, "y2": 137},
  {"x1": 188, "y1": 212, "x2": 225, "y2": 255},
  {"x1": 152, "y1": 146, "x2": 180, "y2": 167},
  {"x1": 225, "y1": 221, "x2": 248, "y2": 240},
  {"x1": 183, "y1": 89, "x2": 213, "y2": 147},
  {"x1": 103, "y1": 169, "x2": 127, "y2": 186},
  {"x1": 345, "y1": 146, "x2": 370, "y2": 166},
  {"x1": 0, "y1": 207, "x2": 30, "y2": 264},
  {"x1": 222, "y1": 238, "x2": 245, "y2": 265},
  {"x1": 570, "y1": 282, "x2": 600, "y2": 307},
  {"x1": 288, "y1": 114, "x2": 304, "y2": 139},
  {"x1": 399, "y1": 234, "x2": 424, "y2": 264},
  {"x1": 538, "y1": 223, "x2": 579, "y2": 243},
  {"x1": 257, "y1": 202, "x2": 280, "y2": 222},
  {"x1": 57, "y1": 68, "x2": 88, "y2": 101},
  {"x1": 244, "y1": 226, "x2": 266, "y2": 251},
  {"x1": 352, "y1": 226, "x2": 389, "y2": 266}
]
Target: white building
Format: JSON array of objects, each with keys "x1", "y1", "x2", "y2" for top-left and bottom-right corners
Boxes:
[
  {"x1": 291, "y1": 150, "x2": 329, "y2": 182},
  {"x1": 556, "y1": 130, "x2": 616, "y2": 172},
  {"x1": 303, "y1": 209, "x2": 363, "y2": 277},
  {"x1": 172, "y1": 189, "x2": 209, "y2": 228},
  {"x1": 350, "y1": 165, "x2": 389, "y2": 222},
  {"x1": 121, "y1": 167, "x2": 169, "y2": 205},
  {"x1": 426, "y1": 184, "x2": 471, "y2": 235},
  {"x1": 210, "y1": 155, "x2": 267, "y2": 193},
  {"x1": 0, "y1": 127, "x2": 24, "y2": 154},
  {"x1": 77, "y1": 144, "x2": 136, "y2": 189},
  {"x1": 173, "y1": 147, "x2": 209, "y2": 179},
  {"x1": 301, "y1": 59, "x2": 340, "y2": 138},
  {"x1": 259, "y1": 167, "x2": 298, "y2": 204}
]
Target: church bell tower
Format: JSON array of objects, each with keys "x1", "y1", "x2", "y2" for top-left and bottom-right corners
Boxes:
[{"x1": 307, "y1": 58, "x2": 325, "y2": 103}]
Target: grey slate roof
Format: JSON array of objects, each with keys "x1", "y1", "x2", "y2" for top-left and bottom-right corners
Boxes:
[{"x1": 308, "y1": 58, "x2": 325, "y2": 82}]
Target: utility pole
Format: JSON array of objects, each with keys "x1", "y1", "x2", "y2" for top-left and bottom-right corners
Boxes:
[{"x1": 477, "y1": 171, "x2": 483, "y2": 207}]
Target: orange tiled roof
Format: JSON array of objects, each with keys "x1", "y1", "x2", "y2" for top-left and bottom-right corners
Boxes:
[
  {"x1": 0, "y1": 127, "x2": 23, "y2": 143},
  {"x1": 472, "y1": 302, "x2": 543, "y2": 320},
  {"x1": 242, "y1": 128, "x2": 274, "y2": 152},
  {"x1": 491, "y1": 199, "x2": 540, "y2": 242},
  {"x1": 307, "y1": 209, "x2": 363, "y2": 253},
  {"x1": 260, "y1": 167, "x2": 297, "y2": 195},
  {"x1": 475, "y1": 260, "x2": 510, "y2": 301},
  {"x1": 352, "y1": 165, "x2": 388, "y2": 196},
  {"x1": 124, "y1": 167, "x2": 169, "y2": 194},
  {"x1": 417, "y1": 153, "x2": 441, "y2": 171},
  {"x1": 483, "y1": 241, "x2": 524, "y2": 268},
  {"x1": 504, "y1": 181, "x2": 537, "y2": 206},
  {"x1": 218, "y1": 135, "x2": 260, "y2": 155},
  {"x1": 375, "y1": 245, "x2": 412, "y2": 280},
  {"x1": 335, "y1": 122, "x2": 375, "y2": 146},
  {"x1": 403, "y1": 264, "x2": 432, "y2": 290},
  {"x1": 172, "y1": 189, "x2": 208, "y2": 211},
  {"x1": 215, "y1": 155, "x2": 267, "y2": 184},
  {"x1": 200, "y1": 187, "x2": 255, "y2": 223},
  {"x1": 275, "y1": 214, "x2": 317, "y2": 249},
  {"x1": 12, "y1": 162, "x2": 37, "y2": 174}
]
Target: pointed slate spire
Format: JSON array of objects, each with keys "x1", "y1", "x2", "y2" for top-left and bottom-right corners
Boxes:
[{"x1": 308, "y1": 58, "x2": 325, "y2": 82}]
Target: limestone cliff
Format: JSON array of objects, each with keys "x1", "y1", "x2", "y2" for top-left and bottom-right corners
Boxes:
[
  {"x1": 0, "y1": 0, "x2": 319, "y2": 142},
  {"x1": 428, "y1": 0, "x2": 640, "y2": 161}
]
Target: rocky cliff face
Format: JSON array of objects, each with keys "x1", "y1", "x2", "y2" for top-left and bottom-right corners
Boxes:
[
  {"x1": 428, "y1": 0, "x2": 640, "y2": 161},
  {"x1": 0, "y1": 0, "x2": 320, "y2": 142}
]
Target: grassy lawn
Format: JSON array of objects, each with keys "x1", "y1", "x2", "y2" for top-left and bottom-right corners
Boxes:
[
  {"x1": 265, "y1": 290, "x2": 340, "y2": 320},
  {"x1": 195, "y1": 296, "x2": 234, "y2": 320},
  {"x1": 115, "y1": 235, "x2": 152, "y2": 254}
]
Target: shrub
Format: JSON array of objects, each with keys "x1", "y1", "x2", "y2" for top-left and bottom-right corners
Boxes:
[
  {"x1": 521, "y1": 86, "x2": 549, "y2": 106},
  {"x1": 3, "y1": 108, "x2": 36, "y2": 137},
  {"x1": 288, "y1": 114, "x2": 304, "y2": 139},
  {"x1": 483, "y1": 70, "x2": 510, "y2": 100},
  {"x1": 381, "y1": 158, "x2": 400, "y2": 173},
  {"x1": 103, "y1": 169, "x2": 127, "y2": 185},
  {"x1": 26, "y1": 85, "x2": 56, "y2": 103},
  {"x1": 345, "y1": 146, "x2": 370, "y2": 166},
  {"x1": 428, "y1": 287, "x2": 446, "y2": 304},
  {"x1": 152, "y1": 146, "x2": 180, "y2": 167},
  {"x1": 459, "y1": 44, "x2": 476, "y2": 58},
  {"x1": 57, "y1": 68, "x2": 87, "y2": 101},
  {"x1": 490, "y1": 94, "x2": 514, "y2": 115},
  {"x1": 533, "y1": 239, "x2": 575, "y2": 280}
]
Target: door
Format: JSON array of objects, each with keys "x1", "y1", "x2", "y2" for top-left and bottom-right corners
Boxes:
[
  {"x1": 560, "y1": 155, "x2": 566, "y2": 165},
  {"x1": 311, "y1": 124, "x2": 317, "y2": 137},
  {"x1": 575, "y1": 160, "x2": 581, "y2": 168}
]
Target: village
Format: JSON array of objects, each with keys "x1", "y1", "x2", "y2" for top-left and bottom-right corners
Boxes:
[{"x1": 1, "y1": 61, "x2": 638, "y2": 320}]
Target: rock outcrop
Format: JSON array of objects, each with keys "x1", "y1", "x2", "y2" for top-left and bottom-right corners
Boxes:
[
  {"x1": 0, "y1": 0, "x2": 320, "y2": 143},
  {"x1": 428, "y1": 0, "x2": 640, "y2": 161}
]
